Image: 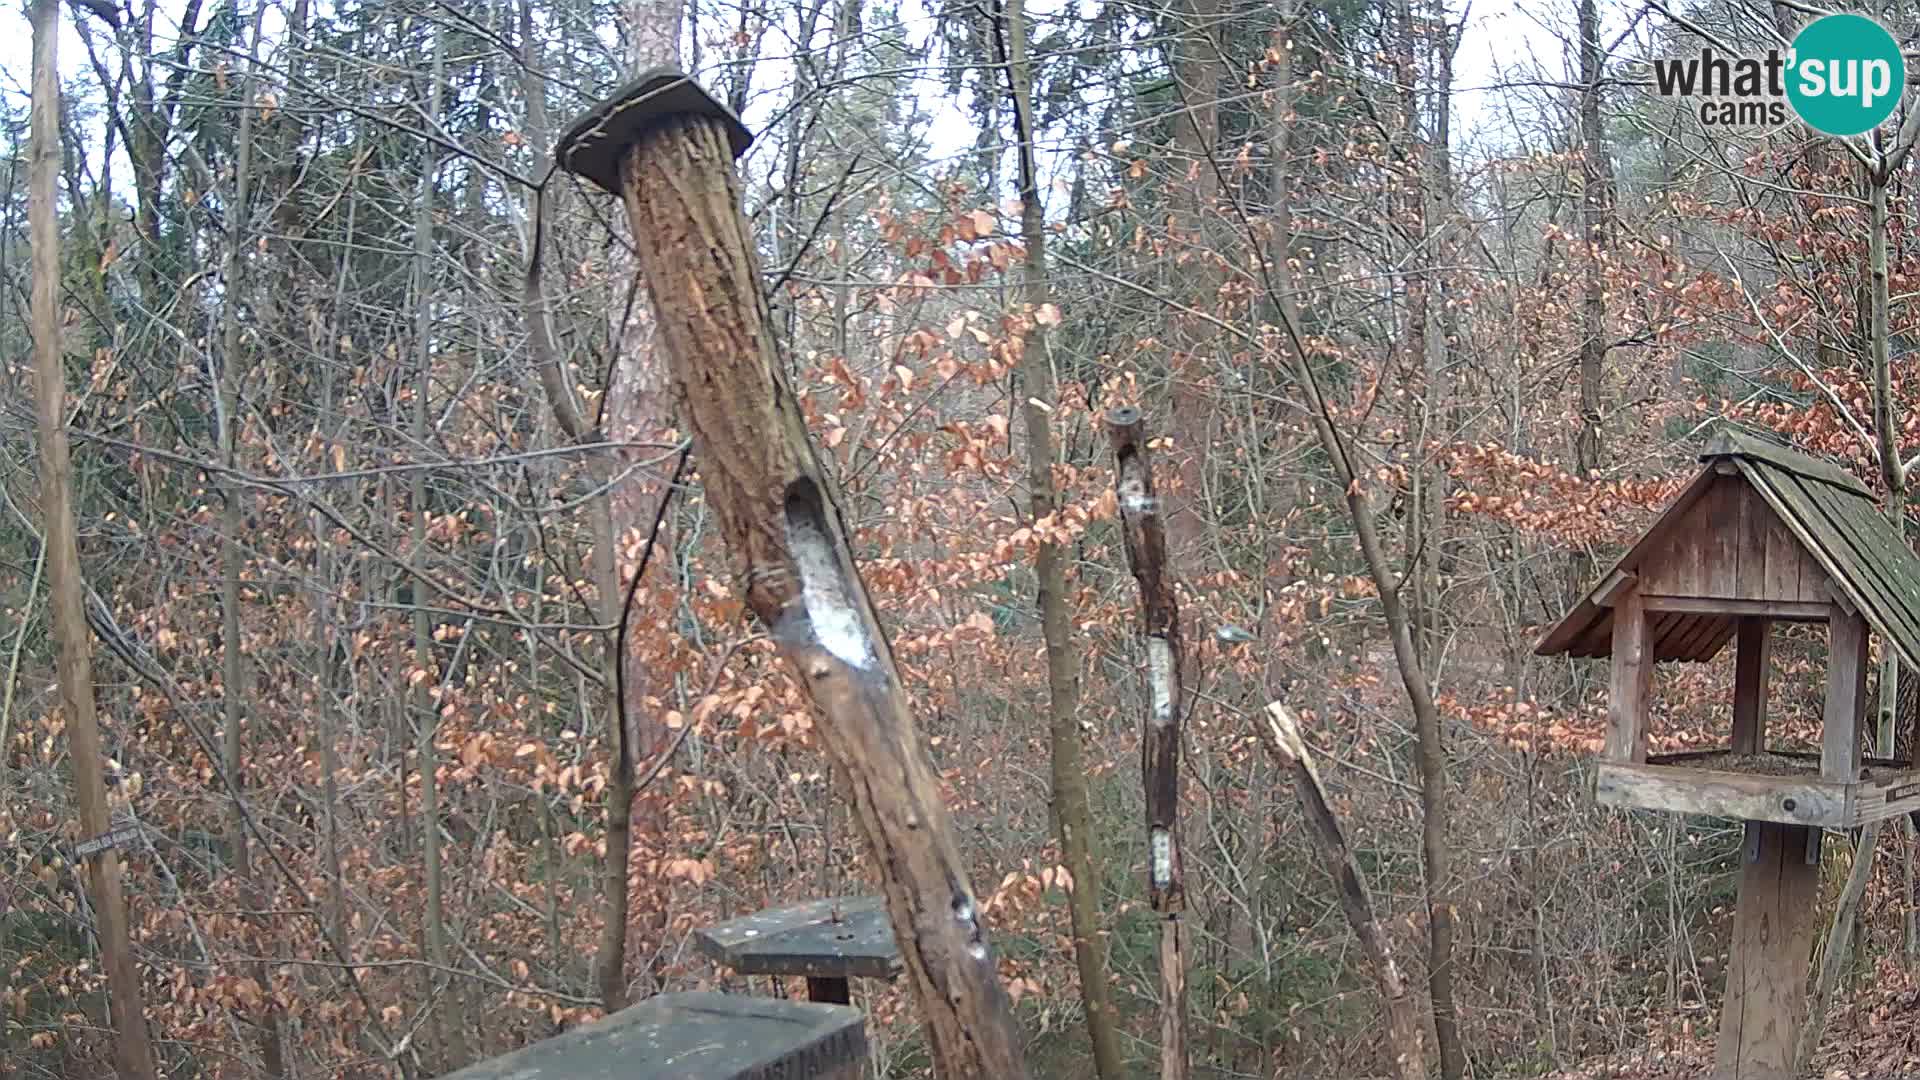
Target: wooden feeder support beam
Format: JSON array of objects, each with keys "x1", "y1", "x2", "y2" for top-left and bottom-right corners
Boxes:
[
  {"x1": 1606, "y1": 590, "x2": 1652, "y2": 763},
  {"x1": 1823, "y1": 606, "x2": 1868, "y2": 783},
  {"x1": 1715, "y1": 821, "x2": 1819, "y2": 1080},
  {"x1": 552, "y1": 71, "x2": 1029, "y2": 1080},
  {"x1": 1732, "y1": 617, "x2": 1770, "y2": 755}
]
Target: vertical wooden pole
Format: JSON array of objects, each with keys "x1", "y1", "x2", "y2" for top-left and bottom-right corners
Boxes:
[
  {"x1": 1606, "y1": 591, "x2": 1652, "y2": 763},
  {"x1": 1715, "y1": 821, "x2": 1819, "y2": 1080},
  {"x1": 1732, "y1": 617, "x2": 1770, "y2": 755},
  {"x1": 1106, "y1": 407, "x2": 1190, "y2": 1080},
  {"x1": 1824, "y1": 609, "x2": 1868, "y2": 782}
]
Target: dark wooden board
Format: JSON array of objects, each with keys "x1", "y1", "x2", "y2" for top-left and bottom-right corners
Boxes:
[
  {"x1": 441, "y1": 992, "x2": 866, "y2": 1080},
  {"x1": 693, "y1": 896, "x2": 903, "y2": 980}
]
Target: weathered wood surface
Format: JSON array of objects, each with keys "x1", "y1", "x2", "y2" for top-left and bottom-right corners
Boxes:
[
  {"x1": 442, "y1": 992, "x2": 867, "y2": 1080},
  {"x1": 1731, "y1": 618, "x2": 1770, "y2": 754},
  {"x1": 555, "y1": 76, "x2": 1031, "y2": 1079},
  {"x1": 693, "y1": 896, "x2": 902, "y2": 981},
  {"x1": 1259, "y1": 704, "x2": 1426, "y2": 1080},
  {"x1": 1635, "y1": 479, "x2": 1830, "y2": 605},
  {"x1": 1596, "y1": 761, "x2": 1920, "y2": 828},
  {"x1": 1595, "y1": 762, "x2": 1846, "y2": 827},
  {"x1": 1106, "y1": 407, "x2": 1190, "y2": 1080},
  {"x1": 1605, "y1": 590, "x2": 1651, "y2": 763},
  {"x1": 1636, "y1": 596, "x2": 1827, "y2": 620},
  {"x1": 1541, "y1": 428, "x2": 1920, "y2": 678},
  {"x1": 1744, "y1": 456, "x2": 1920, "y2": 671},
  {"x1": 1714, "y1": 822, "x2": 1819, "y2": 1080},
  {"x1": 1822, "y1": 607, "x2": 1868, "y2": 782}
]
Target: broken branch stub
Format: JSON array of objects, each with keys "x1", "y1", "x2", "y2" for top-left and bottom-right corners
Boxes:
[
  {"x1": 553, "y1": 73, "x2": 1030, "y2": 1080},
  {"x1": 1258, "y1": 703, "x2": 1427, "y2": 1080}
]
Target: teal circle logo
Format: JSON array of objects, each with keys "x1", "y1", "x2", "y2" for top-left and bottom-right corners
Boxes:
[{"x1": 1786, "y1": 14, "x2": 1905, "y2": 136}]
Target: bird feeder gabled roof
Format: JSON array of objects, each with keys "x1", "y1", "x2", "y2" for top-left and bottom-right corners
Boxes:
[{"x1": 1536, "y1": 428, "x2": 1920, "y2": 671}]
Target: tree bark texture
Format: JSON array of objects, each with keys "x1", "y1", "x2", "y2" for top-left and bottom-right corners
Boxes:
[
  {"x1": 1259, "y1": 703, "x2": 1427, "y2": 1080},
  {"x1": 1574, "y1": 0, "x2": 1611, "y2": 480},
  {"x1": 1107, "y1": 408, "x2": 1190, "y2": 1080},
  {"x1": 606, "y1": 113, "x2": 1031, "y2": 1079},
  {"x1": 29, "y1": 0, "x2": 160, "y2": 1072},
  {"x1": 1001, "y1": 2, "x2": 1126, "y2": 1073}
]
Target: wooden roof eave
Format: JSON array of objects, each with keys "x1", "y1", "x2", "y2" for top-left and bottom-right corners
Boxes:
[{"x1": 1534, "y1": 465, "x2": 1723, "y2": 658}]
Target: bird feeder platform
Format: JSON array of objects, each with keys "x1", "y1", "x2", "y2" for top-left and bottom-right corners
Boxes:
[
  {"x1": 693, "y1": 895, "x2": 903, "y2": 1005},
  {"x1": 1596, "y1": 749, "x2": 1920, "y2": 828},
  {"x1": 1538, "y1": 427, "x2": 1920, "y2": 1080},
  {"x1": 441, "y1": 991, "x2": 868, "y2": 1080}
]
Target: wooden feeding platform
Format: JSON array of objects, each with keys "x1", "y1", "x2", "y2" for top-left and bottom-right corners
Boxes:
[
  {"x1": 1537, "y1": 428, "x2": 1920, "y2": 1080},
  {"x1": 693, "y1": 895, "x2": 902, "y2": 1005},
  {"x1": 1596, "y1": 749, "x2": 1920, "y2": 828},
  {"x1": 441, "y1": 991, "x2": 868, "y2": 1080}
]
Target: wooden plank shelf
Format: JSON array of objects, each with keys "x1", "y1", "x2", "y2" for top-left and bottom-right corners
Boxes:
[
  {"x1": 1596, "y1": 750, "x2": 1920, "y2": 827},
  {"x1": 693, "y1": 895, "x2": 902, "y2": 1005}
]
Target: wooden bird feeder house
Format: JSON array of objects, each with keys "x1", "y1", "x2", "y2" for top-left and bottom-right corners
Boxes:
[{"x1": 1538, "y1": 428, "x2": 1920, "y2": 1079}]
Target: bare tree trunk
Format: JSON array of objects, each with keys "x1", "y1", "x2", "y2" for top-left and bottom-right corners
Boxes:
[
  {"x1": 1107, "y1": 409, "x2": 1190, "y2": 1080},
  {"x1": 1259, "y1": 704, "x2": 1427, "y2": 1080},
  {"x1": 1573, "y1": 0, "x2": 1611, "y2": 480},
  {"x1": 214, "y1": 9, "x2": 285, "y2": 1070},
  {"x1": 581, "y1": 97, "x2": 1032, "y2": 1077},
  {"x1": 408, "y1": 29, "x2": 463, "y2": 1069},
  {"x1": 1000, "y1": 4, "x2": 1124, "y2": 1074},
  {"x1": 518, "y1": 0, "x2": 673, "y2": 1008},
  {"x1": 1255, "y1": 161, "x2": 1463, "y2": 1080},
  {"x1": 1165, "y1": 0, "x2": 1220, "y2": 567},
  {"x1": 528, "y1": 0, "x2": 687, "y2": 1011},
  {"x1": 29, "y1": 0, "x2": 159, "y2": 1071}
]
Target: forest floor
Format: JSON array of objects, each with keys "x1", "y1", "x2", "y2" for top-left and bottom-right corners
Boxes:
[{"x1": 1546, "y1": 972, "x2": 1920, "y2": 1078}]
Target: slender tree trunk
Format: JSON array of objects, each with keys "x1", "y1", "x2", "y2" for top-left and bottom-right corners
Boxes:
[
  {"x1": 1573, "y1": 0, "x2": 1610, "y2": 481},
  {"x1": 29, "y1": 0, "x2": 159, "y2": 1072},
  {"x1": 1166, "y1": 0, "x2": 1220, "y2": 567},
  {"x1": 1797, "y1": 823, "x2": 1880, "y2": 1071},
  {"x1": 408, "y1": 29, "x2": 463, "y2": 1069},
  {"x1": 1255, "y1": 178, "x2": 1464, "y2": 1080},
  {"x1": 518, "y1": 0, "x2": 672, "y2": 1007},
  {"x1": 214, "y1": 10, "x2": 285, "y2": 1070},
  {"x1": 1001, "y1": 4, "x2": 1124, "y2": 1075}
]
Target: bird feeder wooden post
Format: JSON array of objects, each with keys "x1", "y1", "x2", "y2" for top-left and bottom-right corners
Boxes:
[
  {"x1": 551, "y1": 71, "x2": 1030, "y2": 1080},
  {"x1": 1538, "y1": 428, "x2": 1920, "y2": 1080}
]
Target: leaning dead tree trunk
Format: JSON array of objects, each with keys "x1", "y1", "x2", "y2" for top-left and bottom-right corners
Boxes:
[
  {"x1": 1258, "y1": 703, "x2": 1426, "y2": 1080},
  {"x1": 29, "y1": 0, "x2": 159, "y2": 1074},
  {"x1": 1106, "y1": 408, "x2": 1189, "y2": 1080},
  {"x1": 553, "y1": 73, "x2": 1031, "y2": 1079}
]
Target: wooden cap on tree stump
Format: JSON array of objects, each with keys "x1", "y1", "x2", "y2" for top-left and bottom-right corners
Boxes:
[{"x1": 554, "y1": 69, "x2": 752, "y2": 196}]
